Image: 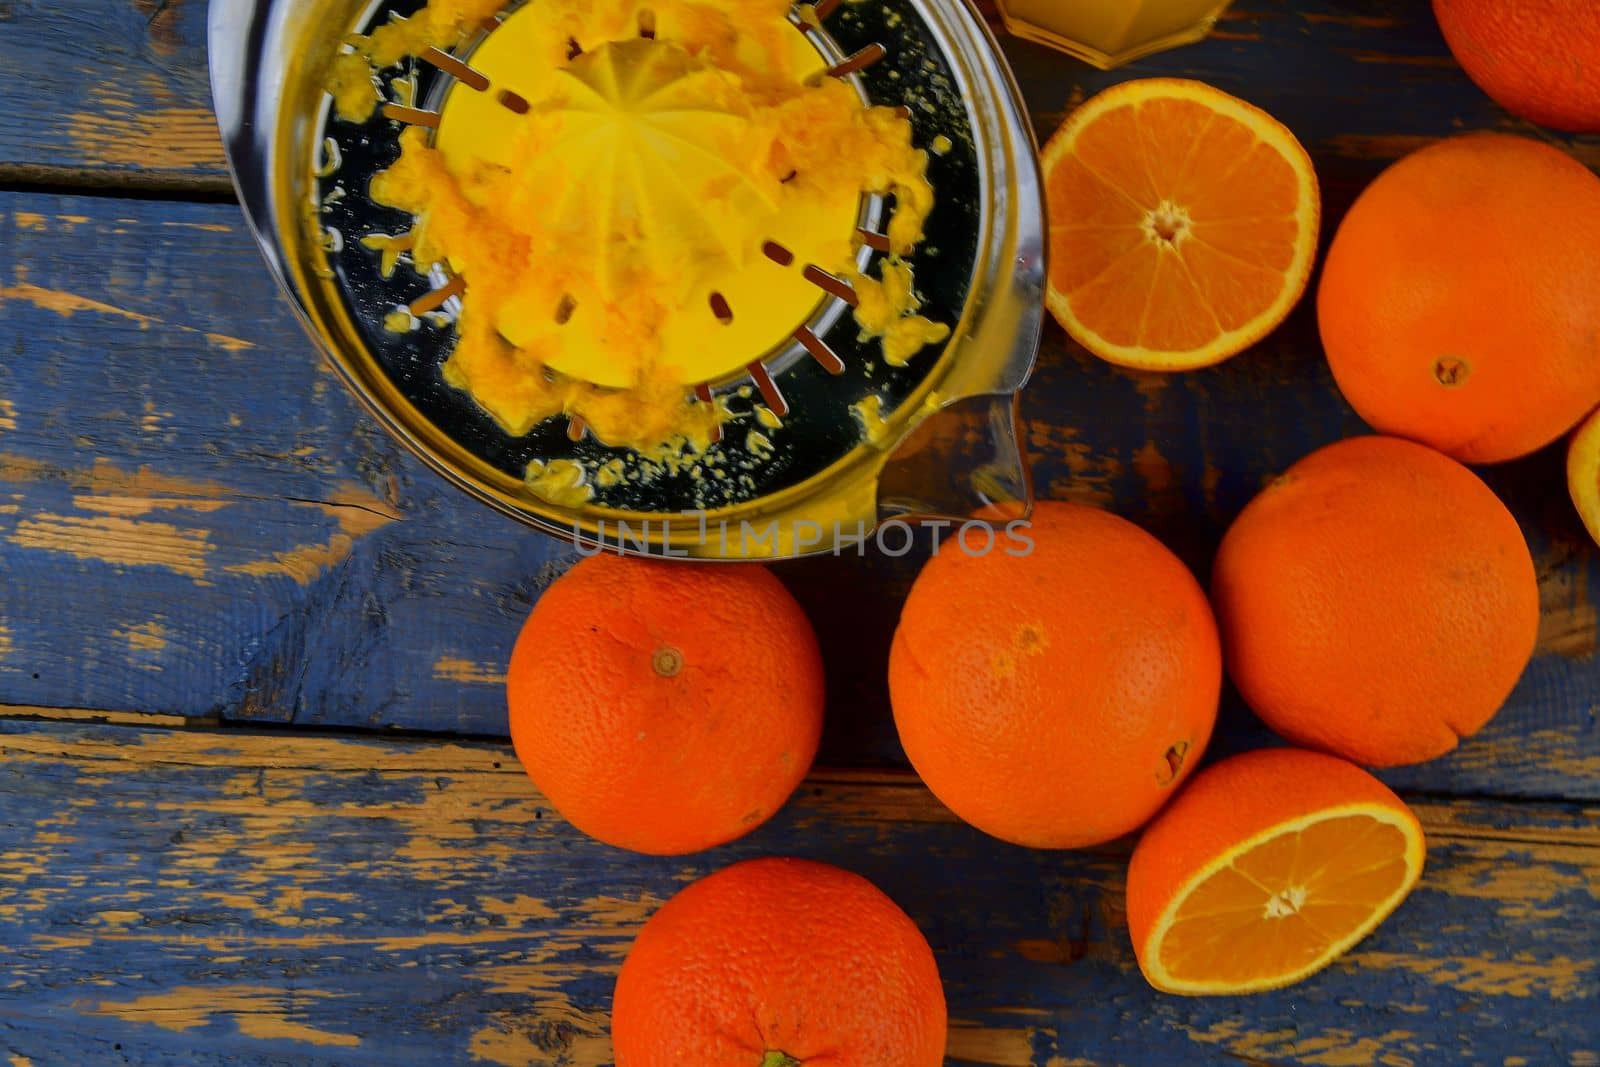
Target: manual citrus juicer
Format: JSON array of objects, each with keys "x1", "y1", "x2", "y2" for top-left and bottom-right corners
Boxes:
[{"x1": 209, "y1": 0, "x2": 1044, "y2": 559}]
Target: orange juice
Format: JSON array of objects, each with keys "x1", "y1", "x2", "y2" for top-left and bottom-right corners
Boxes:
[{"x1": 996, "y1": 0, "x2": 1232, "y2": 69}]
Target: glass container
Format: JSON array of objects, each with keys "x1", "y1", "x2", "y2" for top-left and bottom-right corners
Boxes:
[{"x1": 997, "y1": 0, "x2": 1234, "y2": 69}]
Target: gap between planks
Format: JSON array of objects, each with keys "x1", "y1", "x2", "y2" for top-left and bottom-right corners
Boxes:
[
  {"x1": 0, "y1": 706, "x2": 1594, "y2": 850},
  {"x1": 0, "y1": 164, "x2": 238, "y2": 202},
  {"x1": 0, "y1": 703, "x2": 194, "y2": 728}
]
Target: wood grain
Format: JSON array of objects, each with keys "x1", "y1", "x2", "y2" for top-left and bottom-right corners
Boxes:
[
  {"x1": 0, "y1": 0, "x2": 227, "y2": 192},
  {"x1": 0, "y1": 713, "x2": 1594, "y2": 1066},
  {"x1": 2, "y1": 1, "x2": 1597, "y2": 192},
  {"x1": 0, "y1": 193, "x2": 570, "y2": 739},
  {"x1": 3, "y1": 184, "x2": 1600, "y2": 798}
]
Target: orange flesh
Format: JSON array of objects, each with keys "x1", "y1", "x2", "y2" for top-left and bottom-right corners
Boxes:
[
  {"x1": 1156, "y1": 812, "x2": 1414, "y2": 986},
  {"x1": 1044, "y1": 80, "x2": 1318, "y2": 369}
]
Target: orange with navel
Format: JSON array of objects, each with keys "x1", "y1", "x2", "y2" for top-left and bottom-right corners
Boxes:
[
  {"x1": 1211, "y1": 435, "x2": 1539, "y2": 767},
  {"x1": 1127, "y1": 747, "x2": 1426, "y2": 995},
  {"x1": 1318, "y1": 132, "x2": 1600, "y2": 464},
  {"x1": 890, "y1": 501, "x2": 1221, "y2": 848},
  {"x1": 612, "y1": 857, "x2": 946, "y2": 1066},
  {"x1": 1043, "y1": 78, "x2": 1320, "y2": 370},
  {"x1": 506, "y1": 553, "x2": 823, "y2": 855}
]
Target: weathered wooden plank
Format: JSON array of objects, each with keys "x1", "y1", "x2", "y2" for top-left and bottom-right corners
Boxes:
[
  {"x1": 2, "y1": 1, "x2": 1596, "y2": 191},
  {"x1": 0, "y1": 0, "x2": 227, "y2": 192},
  {"x1": 0, "y1": 716, "x2": 1593, "y2": 1066},
  {"x1": 3, "y1": 188, "x2": 1600, "y2": 798},
  {"x1": 0, "y1": 192, "x2": 577, "y2": 737}
]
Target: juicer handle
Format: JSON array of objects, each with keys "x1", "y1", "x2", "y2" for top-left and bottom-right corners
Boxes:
[{"x1": 875, "y1": 392, "x2": 1034, "y2": 526}]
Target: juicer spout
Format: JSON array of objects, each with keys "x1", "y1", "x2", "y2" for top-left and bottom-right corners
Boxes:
[{"x1": 875, "y1": 392, "x2": 1034, "y2": 525}]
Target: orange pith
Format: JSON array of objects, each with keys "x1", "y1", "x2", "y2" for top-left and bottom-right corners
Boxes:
[
  {"x1": 1128, "y1": 748, "x2": 1426, "y2": 996},
  {"x1": 1043, "y1": 78, "x2": 1320, "y2": 370}
]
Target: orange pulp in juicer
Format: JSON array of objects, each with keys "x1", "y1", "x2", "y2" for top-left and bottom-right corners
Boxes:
[{"x1": 335, "y1": 0, "x2": 949, "y2": 454}]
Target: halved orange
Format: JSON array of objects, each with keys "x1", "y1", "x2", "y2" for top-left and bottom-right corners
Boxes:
[
  {"x1": 1043, "y1": 79, "x2": 1320, "y2": 370},
  {"x1": 1126, "y1": 748, "x2": 1425, "y2": 995},
  {"x1": 1568, "y1": 405, "x2": 1600, "y2": 547}
]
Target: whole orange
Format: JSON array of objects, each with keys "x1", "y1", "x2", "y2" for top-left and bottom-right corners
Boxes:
[
  {"x1": 506, "y1": 554, "x2": 823, "y2": 855},
  {"x1": 612, "y1": 857, "x2": 946, "y2": 1066},
  {"x1": 1318, "y1": 132, "x2": 1600, "y2": 464},
  {"x1": 1211, "y1": 436, "x2": 1539, "y2": 768},
  {"x1": 1434, "y1": 0, "x2": 1600, "y2": 133},
  {"x1": 889, "y1": 501, "x2": 1221, "y2": 849}
]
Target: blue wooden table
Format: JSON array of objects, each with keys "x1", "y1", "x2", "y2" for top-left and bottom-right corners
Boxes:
[{"x1": 0, "y1": 1, "x2": 1596, "y2": 1063}]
